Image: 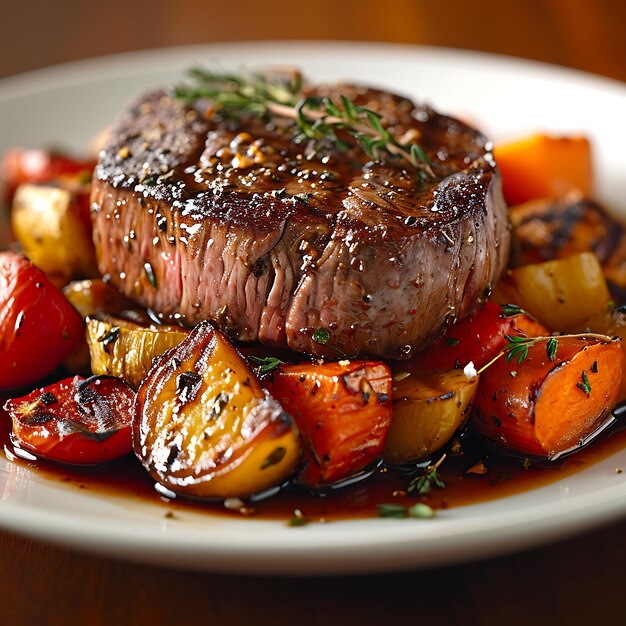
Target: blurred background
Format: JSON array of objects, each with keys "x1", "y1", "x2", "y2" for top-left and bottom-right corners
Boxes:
[{"x1": 0, "y1": 0, "x2": 625, "y2": 82}]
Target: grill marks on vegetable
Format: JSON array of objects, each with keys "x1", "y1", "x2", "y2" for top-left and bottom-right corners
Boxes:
[
  {"x1": 176, "y1": 371, "x2": 202, "y2": 404},
  {"x1": 97, "y1": 326, "x2": 120, "y2": 354},
  {"x1": 133, "y1": 322, "x2": 300, "y2": 499}
]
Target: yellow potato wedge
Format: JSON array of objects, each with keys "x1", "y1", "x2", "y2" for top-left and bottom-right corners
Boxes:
[
  {"x1": 384, "y1": 369, "x2": 478, "y2": 464},
  {"x1": 134, "y1": 321, "x2": 300, "y2": 499},
  {"x1": 491, "y1": 252, "x2": 611, "y2": 332},
  {"x1": 62, "y1": 279, "x2": 140, "y2": 375},
  {"x1": 11, "y1": 182, "x2": 98, "y2": 285},
  {"x1": 87, "y1": 314, "x2": 189, "y2": 388}
]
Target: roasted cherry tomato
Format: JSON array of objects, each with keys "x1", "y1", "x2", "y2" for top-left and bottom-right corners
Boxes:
[
  {"x1": 412, "y1": 301, "x2": 548, "y2": 371},
  {"x1": 265, "y1": 360, "x2": 392, "y2": 487},
  {"x1": 0, "y1": 251, "x2": 84, "y2": 390},
  {"x1": 3, "y1": 375, "x2": 134, "y2": 464},
  {"x1": 1, "y1": 148, "x2": 95, "y2": 203}
]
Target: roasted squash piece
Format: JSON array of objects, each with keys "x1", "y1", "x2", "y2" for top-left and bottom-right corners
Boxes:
[
  {"x1": 384, "y1": 369, "x2": 478, "y2": 464},
  {"x1": 265, "y1": 361, "x2": 392, "y2": 487},
  {"x1": 134, "y1": 321, "x2": 300, "y2": 499},
  {"x1": 473, "y1": 335, "x2": 622, "y2": 457},
  {"x1": 491, "y1": 252, "x2": 611, "y2": 332},
  {"x1": 494, "y1": 134, "x2": 593, "y2": 205},
  {"x1": 11, "y1": 180, "x2": 98, "y2": 285},
  {"x1": 87, "y1": 314, "x2": 189, "y2": 388}
]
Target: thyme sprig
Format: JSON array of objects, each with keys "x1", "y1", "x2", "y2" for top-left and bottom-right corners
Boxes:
[
  {"x1": 408, "y1": 454, "x2": 447, "y2": 495},
  {"x1": 476, "y1": 333, "x2": 614, "y2": 374},
  {"x1": 175, "y1": 68, "x2": 434, "y2": 177},
  {"x1": 249, "y1": 355, "x2": 283, "y2": 375}
]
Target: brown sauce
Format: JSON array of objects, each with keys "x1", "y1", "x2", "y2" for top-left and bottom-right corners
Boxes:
[{"x1": 2, "y1": 402, "x2": 626, "y2": 524}]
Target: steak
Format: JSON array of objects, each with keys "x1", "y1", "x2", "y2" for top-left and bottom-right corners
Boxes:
[{"x1": 91, "y1": 80, "x2": 510, "y2": 359}]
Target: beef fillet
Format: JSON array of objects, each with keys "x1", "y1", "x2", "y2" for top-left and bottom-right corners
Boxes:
[{"x1": 91, "y1": 82, "x2": 509, "y2": 359}]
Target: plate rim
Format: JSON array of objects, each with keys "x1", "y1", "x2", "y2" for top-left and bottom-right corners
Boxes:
[{"x1": 1, "y1": 40, "x2": 626, "y2": 574}]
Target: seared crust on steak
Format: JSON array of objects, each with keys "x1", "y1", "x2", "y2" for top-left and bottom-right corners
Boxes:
[{"x1": 91, "y1": 82, "x2": 509, "y2": 359}]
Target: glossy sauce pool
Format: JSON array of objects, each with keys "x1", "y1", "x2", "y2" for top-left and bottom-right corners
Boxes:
[{"x1": 2, "y1": 403, "x2": 626, "y2": 524}]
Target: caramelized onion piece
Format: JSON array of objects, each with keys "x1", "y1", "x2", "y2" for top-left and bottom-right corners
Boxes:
[{"x1": 134, "y1": 321, "x2": 300, "y2": 499}]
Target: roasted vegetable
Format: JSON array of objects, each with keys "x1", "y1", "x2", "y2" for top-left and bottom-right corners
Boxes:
[
  {"x1": 493, "y1": 134, "x2": 593, "y2": 205},
  {"x1": 412, "y1": 301, "x2": 548, "y2": 370},
  {"x1": 0, "y1": 251, "x2": 84, "y2": 390},
  {"x1": 265, "y1": 360, "x2": 392, "y2": 486},
  {"x1": 602, "y1": 235, "x2": 626, "y2": 303},
  {"x1": 11, "y1": 179, "x2": 98, "y2": 286},
  {"x1": 509, "y1": 196, "x2": 623, "y2": 267},
  {"x1": 87, "y1": 314, "x2": 189, "y2": 388},
  {"x1": 1, "y1": 148, "x2": 95, "y2": 204},
  {"x1": 134, "y1": 321, "x2": 300, "y2": 499},
  {"x1": 61, "y1": 280, "x2": 138, "y2": 376},
  {"x1": 491, "y1": 252, "x2": 611, "y2": 332},
  {"x1": 63, "y1": 279, "x2": 136, "y2": 318},
  {"x1": 4, "y1": 375, "x2": 134, "y2": 464},
  {"x1": 578, "y1": 306, "x2": 626, "y2": 400},
  {"x1": 508, "y1": 196, "x2": 626, "y2": 303},
  {"x1": 384, "y1": 368, "x2": 479, "y2": 464},
  {"x1": 473, "y1": 335, "x2": 622, "y2": 457}
]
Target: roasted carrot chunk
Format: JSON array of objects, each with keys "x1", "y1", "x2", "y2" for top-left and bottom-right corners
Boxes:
[
  {"x1": 472, "y1": 335, "x2": 622, "y2": 457},
  {"x1": 265, "y1": 361, "x2": 393, "y2": 487},
  {"x1": 411, "y1": 301, "x2": 548, "y2": 371},
  {"x1": 494, "y1": 134, "x2": 593, "y2": 205}
]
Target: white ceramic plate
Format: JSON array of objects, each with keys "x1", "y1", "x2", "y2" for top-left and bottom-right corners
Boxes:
[{"x1": 1, "y1": 42, "x2": 626, "y2": 575}]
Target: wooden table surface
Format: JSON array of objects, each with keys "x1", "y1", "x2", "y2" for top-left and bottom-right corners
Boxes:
[{"x1": 1, "y1": 1, "x2": 626, "y2": 624}]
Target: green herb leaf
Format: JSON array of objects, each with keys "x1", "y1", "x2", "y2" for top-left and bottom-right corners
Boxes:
[
  {"x1": 288, "y1": 516, "x2": 309, "y2": 527},
  {"x1": 312, "y1": 328, "x2": 331, "y2": 345},
  {"x1": 408, "y1": 503, "x2": 435, "y2": 519},
  {"x1": 500, "y1": 303, "x2": 524, "y2": 318},
  {"x1": 249, "y1": 355, "x2": 283, "y2": 375},
  {"x1": 546, "y1": 337, "x2": 558, "y2": 361},
  {"x1": 377, "y1": 503, "x2": 408, "y2": 519},
  {"x1": 444, "y1": 337, "x2": 460, "y2": 347},
  {"x1": 503, "y1": 334, "x2": 536, "y2": 365},
  {"x1": 408, "y1": 469, "x2": 446, "y2": 495},
  {"x1": 576, "y1": 370, "x2": 591, "y2": 396},
  {"x1": 378, "y1": 502, "x2": 436, "y2": 519}
]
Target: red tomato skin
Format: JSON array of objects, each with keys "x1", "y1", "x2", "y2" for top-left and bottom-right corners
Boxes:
[
  {"x1": 4, "y1": 375, "x2": 134, "y2": 465},
  {"x1": 414, "y1": 302, "x2": 549, "y2": 370},
  {"x1": 2, "y1": 148, "x2": 95, "y2": 203},
  {"x1": 0, "y1": 252, "x2": 84, "y2": 390}
]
